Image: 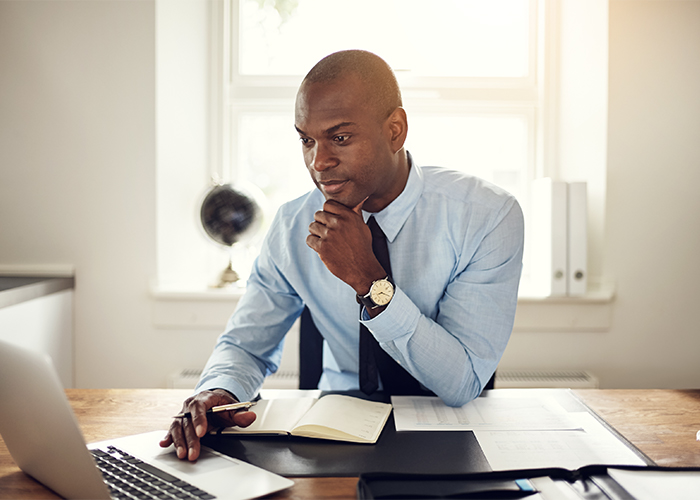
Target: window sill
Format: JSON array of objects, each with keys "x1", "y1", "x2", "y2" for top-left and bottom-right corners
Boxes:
[
  {"x1": 514, "y1": 283, "x2": 615, "y2": 332},
  {"x1": 150, "y1": 284, "x2": 246, "y2": 329},
  {"x1": 150, "y1": 283, "x2": 615, "y2": 332}
]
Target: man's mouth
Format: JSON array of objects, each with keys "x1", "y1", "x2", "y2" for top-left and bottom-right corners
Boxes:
[{"x1": 318, "y1": 179, "x2": 348, "y2": 195}]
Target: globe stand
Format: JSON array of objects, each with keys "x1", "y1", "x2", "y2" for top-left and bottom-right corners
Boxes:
[
  {"x1": 214, "y1": 253, "x2": 240, "y2": 288},
  {"x1": 200, "y1": 181, "x2": 264, "y2": 289}
]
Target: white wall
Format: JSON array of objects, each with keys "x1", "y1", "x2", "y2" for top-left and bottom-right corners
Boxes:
[
  {"x1": 557, "y1": 0, "x2": 609, "y2": 282},
  {"x1": 500, "y1": 0, "x2": 700, "y2": 388},
  {"x1": 1, "y1": 0, "x2": 698, "y2": 389},
  {"x1": 604, "y1": 0, "x2": 700, "y2": 386},
  {"x1": 156, "y1": 0, "x2": 226, "y2": 290},
  {"x1": 0, "y1": 0, "x2": 160, "y2": 387}
]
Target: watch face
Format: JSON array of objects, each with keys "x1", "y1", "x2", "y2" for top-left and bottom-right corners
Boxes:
[{"x1": 370, "y1": 279, "x2": 394, "y2": 307}]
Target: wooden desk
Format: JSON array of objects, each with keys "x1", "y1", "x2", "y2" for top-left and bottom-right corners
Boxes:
[
  {"x1": 1, "y1": 389, "x2": 699, "y2": 499},
  {"x1": 575, "y1": 389, "x2": 700, "y2": 468}
]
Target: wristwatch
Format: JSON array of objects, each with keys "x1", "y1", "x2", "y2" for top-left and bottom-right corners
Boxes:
[{"x1": 356, "y1": 276, "x2": 395, "y2": 310}]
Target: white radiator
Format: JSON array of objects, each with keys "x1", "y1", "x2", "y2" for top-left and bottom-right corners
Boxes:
[
  {"x1": 495, "y1": 370, "x2": 598, "y2": 389},
  {"x1": 168, "y1": 369, "x2": 203, "y2": 389},
  {"x1": 170, "y1": 368, "x2": 599, "y2": 390},
  {"x1": 168, "y1": 369, "x2": 300, "y2": 390}
]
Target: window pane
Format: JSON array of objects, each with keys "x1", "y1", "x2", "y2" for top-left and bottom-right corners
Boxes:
[
  {"x1": 234, "y1": 111, "x2": 531, "y2": 281},
  {"x1": 236, "y1": 111, "x2": 529, "y2": 220},
  {"x1": 404, "y1": 112, "x2": 532, "y2": 281},
  {"x1": 404, "y1": 113, "x2": 529, "y2": 204},
  {"x1": 239, "y1": 0, "x2": 530, "y2": 78},
  {"x1": 237, "y1": 113, "x2": 314, "y2": 223}
]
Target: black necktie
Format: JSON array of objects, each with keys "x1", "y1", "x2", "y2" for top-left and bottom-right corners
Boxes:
[{"x1": 359, "y1": 217, "x2": 425, "y2": 396}]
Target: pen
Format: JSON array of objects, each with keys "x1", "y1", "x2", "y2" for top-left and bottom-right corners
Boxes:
[{"x1": 173, "y1": 401, "x2": 256, "y2": 419}]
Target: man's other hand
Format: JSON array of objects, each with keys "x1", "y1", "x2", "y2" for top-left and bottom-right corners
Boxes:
[
  {"x1": 159, "y1": 389, "x2": 256, "y2": 461},
  {"x1": 306, "y1": 199, "x2": 385, "y2": 293}
]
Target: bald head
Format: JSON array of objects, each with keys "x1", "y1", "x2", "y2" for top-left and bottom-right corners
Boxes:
[{"x1": 300, "y1": 50, "x2": 402, "y2": 120}]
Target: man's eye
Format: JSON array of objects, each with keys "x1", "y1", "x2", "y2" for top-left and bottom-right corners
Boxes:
[
  {"x1": 299, "y1": 137, "x2": 313, "y2": 146},
  {"x1": 334, "y1": 135, "x2": 350, "y2": 144}
]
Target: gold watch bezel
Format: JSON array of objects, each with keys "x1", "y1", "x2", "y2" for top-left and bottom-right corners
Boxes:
[{"x1": 369, "y1": 278, "x2": 394, "y2": 307}]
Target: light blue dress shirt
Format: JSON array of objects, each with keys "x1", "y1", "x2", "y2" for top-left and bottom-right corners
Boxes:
[{"x1": 196, "y1": 154, "x2": 524, "y2": 407}]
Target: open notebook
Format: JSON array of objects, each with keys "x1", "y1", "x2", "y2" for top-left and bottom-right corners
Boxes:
[
  {"x1": 218, "y1": 394, "x2": 392, "y2": 443},
  {"x1": 0, "y1": 339, "x2": 293, "y2": 500}
]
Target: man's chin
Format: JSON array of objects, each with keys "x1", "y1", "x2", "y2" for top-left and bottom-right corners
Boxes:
[{"x1": 318, "y1": 190, "x2": 357, "y2": 209}]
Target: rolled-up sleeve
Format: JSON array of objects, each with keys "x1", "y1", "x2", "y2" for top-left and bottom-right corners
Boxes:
[{"x1": 362, "y1": 198, "x2": 524, "y2": 407}]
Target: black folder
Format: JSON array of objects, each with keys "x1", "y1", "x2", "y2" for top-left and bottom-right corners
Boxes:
[
  {"x1": 357, "y1": 465, "x2": 700, "y2": 500},
  {"x1": 202, "y1": 410, "x2": 491, "y2": 477},
  {"x1": 201, "y1": 391, "x2": 491, "y2": 477}
]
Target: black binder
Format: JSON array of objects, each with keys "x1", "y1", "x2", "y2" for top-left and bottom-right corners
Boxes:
[{"x1": 357, "y1": 465, "x2": 700, "y2": 500}]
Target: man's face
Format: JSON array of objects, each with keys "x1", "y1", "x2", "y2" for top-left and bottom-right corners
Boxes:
[{"x1": 294, "y1": 74, "x2": 403, "y2": 212}]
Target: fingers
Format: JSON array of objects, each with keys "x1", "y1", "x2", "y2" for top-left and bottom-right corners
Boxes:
[
  {"x1": 209, "y1": 408, "x2": 257, "y2": 430},
  {"x1": 189, "y1": 398, "x2": 210, "y2": 438},
  {"x1": 233, "y1": 410, "x2": 257, "y2": 428},
  {"x1": 162, "y1": 412, "x2": 190, "y2": 460},
  {"x1": 182, "y1": 412, "x2": 201, "y2": 461},
  {"x1": 162, "y1": 396, "x2": 201, "y2": 460},
  {"x1": 321, "y1": 198, "x2": 359, "y2": 215},
  {"x1": 308, "y1": 218, "x2": 328, "y2": 238},
  {"x1": 352, "y1": 196, "x2": 369, "y2": 215},
  {"x1": 306, "y1": 209, "x2": 335, "y2": 251},
  {"x1": 309, "y1": 199, "x2": 361, "y2": 235},
  {"x1": 306, "y1": 197, "x2": 380, "y2": 289},
  {"x1": 159, "y1": 433, "x2": 173, "y2": 448},
  {"x1": 163, "y1": 390, "x2": 240, "y2": 462},
  {"x1": 306, "y1": 232, "x2": 320, "y2": 252}
]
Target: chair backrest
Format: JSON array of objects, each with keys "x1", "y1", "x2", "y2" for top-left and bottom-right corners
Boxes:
[
  {"x1": 483, "y1": 372, "x2": 496, "y2": 391},
  {"x1": 298, "y1": 306, "x2": 324, "y2": 390}
]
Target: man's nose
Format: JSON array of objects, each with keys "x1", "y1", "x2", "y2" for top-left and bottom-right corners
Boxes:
[{"x1": 310, "y1": 142, "x2": 337, "y2": 172}]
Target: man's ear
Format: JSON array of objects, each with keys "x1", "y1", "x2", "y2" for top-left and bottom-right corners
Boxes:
[{"x1": 386, "y1": 107, "x2": 408, "y2": 154}]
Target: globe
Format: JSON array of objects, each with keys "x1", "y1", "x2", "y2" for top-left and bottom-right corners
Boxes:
[{"x1": 200, "y1": 183, "x2": 263, "y2": 286}]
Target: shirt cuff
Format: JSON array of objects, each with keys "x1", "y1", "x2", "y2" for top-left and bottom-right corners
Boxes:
[
  {"x1": 194, "y1": 375, "x2": 251, "y2": 403},
  {"x1": 359, "y1": 286, "x2": 420, "y2": 344}
]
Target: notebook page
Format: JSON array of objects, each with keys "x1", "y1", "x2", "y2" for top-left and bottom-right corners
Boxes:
[{"x1": 292, "y1": 395, "x2": 391, "y2": 442}]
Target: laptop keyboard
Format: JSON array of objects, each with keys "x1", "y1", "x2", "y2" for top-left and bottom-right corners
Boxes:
[{"x1": 91, "y1": 446, "x2": 216, "y2": 500}]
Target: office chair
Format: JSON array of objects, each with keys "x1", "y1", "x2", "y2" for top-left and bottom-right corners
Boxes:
[
  {"x1": 298, "y1": 305, "x2": 496, "y2": 392},
  {"x1": 483, "y1": 372, "x2": 496, "y2": 391},
  {"x1": 299, "y1": 306, "x2": 324, "y2": 390}
]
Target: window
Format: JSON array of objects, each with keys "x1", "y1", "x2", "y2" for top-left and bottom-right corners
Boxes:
[
  {"x1": 218, "y1": 0, "x2": 543, "y2": 283},
  {"x1": 157, "y1": 0, "x2": 610, "y2": 325},
  {"x1": 237, "y1": 0, "x2": 531, "y2": 78}
]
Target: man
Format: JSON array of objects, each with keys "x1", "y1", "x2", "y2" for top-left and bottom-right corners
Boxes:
[{"x1": 162, "y1": 50, "x2": 524, "y2": 461}]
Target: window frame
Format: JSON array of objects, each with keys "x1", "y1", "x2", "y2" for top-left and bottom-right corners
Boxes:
[
  {"x1": 214, "y1": 0, "x2": 550, "y2": 282},
  {"x1": 154, "y1": 0, "x2": 613, "y2": 328}
]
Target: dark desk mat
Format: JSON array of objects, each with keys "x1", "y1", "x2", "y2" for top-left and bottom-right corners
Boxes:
[{"x1": 201, "y1": 411, "x2": 491, "y2": 477}]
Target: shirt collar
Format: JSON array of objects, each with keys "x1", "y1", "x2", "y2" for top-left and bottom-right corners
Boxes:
[{"x1": 362, "y1": 151, "x2": 423, "y2": 243}]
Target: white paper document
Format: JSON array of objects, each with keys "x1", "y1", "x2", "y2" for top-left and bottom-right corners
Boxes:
[
  {"x1": 474, "y1": 413, "x2": 647, "y2": 471},
  {"x1": 607, "y1": 468, "x2": 700, "y2": 500},
  {"x1": 391, "y1": 395, "x2": 581, "y2": 431}
]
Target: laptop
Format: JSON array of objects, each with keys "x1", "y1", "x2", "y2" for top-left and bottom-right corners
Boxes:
[{"x1": 0, "y1": 339, "x2": 294, "y2": 499}]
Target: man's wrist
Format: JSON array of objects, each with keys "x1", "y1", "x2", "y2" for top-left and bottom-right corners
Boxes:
[
  {"x1": 364, "y1": 303, "x2": 387, "y2": 318},
  {"x1": 356, "y1": 275, "x2": 395, "y2": 312},
  {"x1": 351, "y1": 262, "x2": 388, "y2": 296},
  {"x1": 211, "y1": 388, "x2": 238, "y2": 402}
]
